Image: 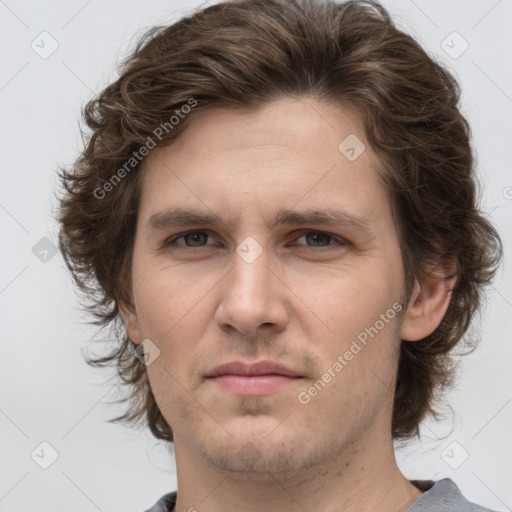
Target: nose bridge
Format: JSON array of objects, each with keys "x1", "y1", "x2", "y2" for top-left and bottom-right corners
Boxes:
[
  {"x1": 229, "y1": 238, "x2": 272, "y2": 307},
  {"x1": 215, "y1": 237, "x2": 288, "y2": 335}
]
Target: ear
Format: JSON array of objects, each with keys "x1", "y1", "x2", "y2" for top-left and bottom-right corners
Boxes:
[
  {"x1": 117, "y1": 292, "x2": 143, "y2": 345},
  {"x1": 400, "y1": 259, "x2": 457, "y2": 341}
]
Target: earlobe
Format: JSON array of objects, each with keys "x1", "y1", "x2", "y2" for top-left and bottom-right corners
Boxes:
[
  {"x1": 117, "y1": 294, "x2": 143, "y2": 345},
  {"x1": 400, "y1": 264, "x2": 457, "y2": 342}
]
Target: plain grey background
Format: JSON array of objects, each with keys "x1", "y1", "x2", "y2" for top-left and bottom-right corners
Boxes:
[{"x1": 0, "y1": 0, "x2": 511, "y2": 511}]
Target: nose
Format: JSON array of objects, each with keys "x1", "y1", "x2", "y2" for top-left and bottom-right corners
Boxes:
[{"x1": 214, "y1": 245, "x2": 289, "y2": 337}]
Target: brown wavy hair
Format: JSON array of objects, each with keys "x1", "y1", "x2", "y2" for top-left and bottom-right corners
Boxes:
[{"x1": 56, "y1": 0, "x2": 502, "y2": 443}]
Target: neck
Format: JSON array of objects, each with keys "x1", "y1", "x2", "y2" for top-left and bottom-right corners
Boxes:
[{"x1": 172, "y1": 428, "x2": 422, "y2": 512}]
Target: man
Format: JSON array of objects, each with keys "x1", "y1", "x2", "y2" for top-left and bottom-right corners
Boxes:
[{"x1": 57, "y1": 0, "x2": 502, "y2": 510}]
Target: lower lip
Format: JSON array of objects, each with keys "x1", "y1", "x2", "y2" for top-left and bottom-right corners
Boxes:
[{"x1": 209, "y1": 374, "x2": 301, "y2": 395}]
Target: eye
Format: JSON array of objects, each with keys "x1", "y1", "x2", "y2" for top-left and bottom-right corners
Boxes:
[
  {"x1": 292, "y1": 230, "x2": 346, "y2": 249},
  {"x1": 163, "y1": 229, "x2": 346, "y2": 253},
  {"x1": 164, "y1": 230, "x2": 217, "y2": 251}
]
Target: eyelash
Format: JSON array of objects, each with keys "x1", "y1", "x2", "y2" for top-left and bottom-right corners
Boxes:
[{"x1": 164, "y1": 229, "x2": 346, "y2": 253}]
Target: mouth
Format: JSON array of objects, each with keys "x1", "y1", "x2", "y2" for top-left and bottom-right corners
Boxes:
[{"x1": 206, "y1": 360, "x2": 303, "y2": 396}]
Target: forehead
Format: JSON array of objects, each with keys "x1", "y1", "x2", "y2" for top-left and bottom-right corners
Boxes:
[
  {"x1": 137, "y1": 97, "x2": 391, "y2": 229},
  {"x1": 151, "y1": 97, "x2": 371, "y2": 163}
]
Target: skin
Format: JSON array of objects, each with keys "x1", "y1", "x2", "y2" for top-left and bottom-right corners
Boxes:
[{"x1": 119, "y1": 97, "x2": 455, "y2": 512}]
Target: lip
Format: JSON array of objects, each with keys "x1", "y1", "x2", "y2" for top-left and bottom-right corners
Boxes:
[
  {"x1": 207, "y1": 361, "x2": 302, "y2": 396},
  {"x1": 207, "y1": 360, "x2": 301, "y2": 378}
]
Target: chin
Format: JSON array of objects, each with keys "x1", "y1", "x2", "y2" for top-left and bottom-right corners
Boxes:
[{"x1": 192, "y1": 423, "x2": 329, "y2": 479}]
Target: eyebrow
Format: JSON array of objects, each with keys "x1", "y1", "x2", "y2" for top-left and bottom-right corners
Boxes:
[{"x1": 145, "y1": 207, "x2": 373, "y2": 236}]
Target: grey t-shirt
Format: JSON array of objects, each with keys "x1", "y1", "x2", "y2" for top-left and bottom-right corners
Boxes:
[{"x1": 143, "y1": 478, "x2": 499, "y2": 511}]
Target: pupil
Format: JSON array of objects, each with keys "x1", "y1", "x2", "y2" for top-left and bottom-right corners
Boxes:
[
  {"x1": 307, "y1": 232, "x2": 330, "y2": 246},
  {"x1": 185, "y1": 233, "x2": 206, "y2": 246}
]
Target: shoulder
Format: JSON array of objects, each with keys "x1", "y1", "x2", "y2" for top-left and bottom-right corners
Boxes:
[
  {"x1": 141, "y1": 481, "x2": 500, "y2": 512},
  {"x1": 142, "y1": 491, "x2": 177, "y2": 512},
  {"x1": 407, "y1": 478, "x2": 500, "y2": 512}
]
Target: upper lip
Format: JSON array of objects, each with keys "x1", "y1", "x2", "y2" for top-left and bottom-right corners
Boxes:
[{"x1": 207, "y1": 361, "x2": 302, "y2": 378}]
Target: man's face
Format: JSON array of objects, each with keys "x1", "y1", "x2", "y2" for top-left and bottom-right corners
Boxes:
[{"x1": 124, "y1": 97, "x2": 407, "y2": 476}]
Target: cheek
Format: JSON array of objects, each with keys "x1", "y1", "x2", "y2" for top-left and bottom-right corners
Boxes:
[
  {"x1": 303, "y1": 258, "x2": 403, "y2": 341},
  {"x1": 293, "y1": 324, "x2": 398, "y2": 448},
  {"x1": 132, "y1": 256, "x2": 214, "y2": 339},
  {"x1": 298, "y1": 259, "x2": 403, "y2": 411},
  {"x1": 134, "y1": 269, "x2": 219, "y2": 396}
]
